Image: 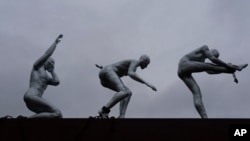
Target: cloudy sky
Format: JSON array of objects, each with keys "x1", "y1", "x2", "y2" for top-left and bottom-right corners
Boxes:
[{"x1": 0, "y1": 0, "x2": 249, "y2": 118}]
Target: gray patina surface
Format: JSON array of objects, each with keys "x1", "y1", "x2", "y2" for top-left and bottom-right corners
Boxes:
[
  {"x1": 23, "y1": 35, "x2": 63, "y2": 118},
  {"x1": 96, "y1": 55, "x2": 157, "y2": 118},
  {"x1": 178, "y1": 45, "x2": 248, "y2": 118}
]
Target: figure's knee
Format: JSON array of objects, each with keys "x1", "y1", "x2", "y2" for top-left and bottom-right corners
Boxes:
[
  {"x1": 118, "y1": 89, "x2": 132, "y2": 99},
  {"x1": 178, "y1": 70, "x2": 190, "y2": 80},
  {"x1": 123, "y1": 88, "x2": 132, "y2": 97},
  {"x1": 177, "y1": 70, "x2": 184, "y2": 79},
  {"x1": 126, "y1": 89, "x2": 132, "y2": 96},
  {"x1": 53, "y1": 110, "x2": 63, "y2": 118}
]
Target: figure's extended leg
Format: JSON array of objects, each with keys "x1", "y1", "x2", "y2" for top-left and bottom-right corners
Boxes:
[
  {"x1": 118, "y1": 87, "x2": 132, "y2": 118},
  {"x1": 182, "y1": 61, "x2": 235, "y2": 74},
  {"x1": 181, "y1": 74, "x2": 208, "y2": 118},
  {"x1": 25, "y1": 95, "x2": 62, "y2": 118},
  {"x1": 205, "y1": 63, "x2": 248, "y2": 74}
]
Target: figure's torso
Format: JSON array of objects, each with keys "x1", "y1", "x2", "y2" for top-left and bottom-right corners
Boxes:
[{"x1": 26, "y1": 67, "x2": 49, "y2": 96}]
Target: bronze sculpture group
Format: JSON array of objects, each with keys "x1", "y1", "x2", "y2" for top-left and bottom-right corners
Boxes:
[{"x1": 4, "y1": 34, "x2": 247, "y2": 119}]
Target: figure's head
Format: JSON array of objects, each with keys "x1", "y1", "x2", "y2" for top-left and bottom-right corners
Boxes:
[
  {"x1": 139, "y1": 54, "x2": 150, "y2": 69},
  {"x1": 44, "y1": 57, "x2": 55, "y2": 72},
  {"x1": 210, "y1": 49, "x2": 220, "y2": 58}
]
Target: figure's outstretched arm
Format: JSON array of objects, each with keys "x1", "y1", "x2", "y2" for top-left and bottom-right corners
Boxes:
[
  {"x1": 127, "y1": 61, "x2": 157, "y2": 91},
  {"x1": 33, "y1": 34, "x2": 63, "y2": 70}
]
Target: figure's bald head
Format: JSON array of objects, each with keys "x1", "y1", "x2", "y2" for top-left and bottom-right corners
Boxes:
[
  {"x1": 139, "y1": 54, "x2": 150, "y2": 69},
  {"x1": 140, "y1": 54, "x2": 150, "y2": 63},
  {"x1": 44, "y1": 57, "x2": 55, "y2": 71},
  {"x1": 211, "y1": 49, "x2": 220, "y2": 58}
]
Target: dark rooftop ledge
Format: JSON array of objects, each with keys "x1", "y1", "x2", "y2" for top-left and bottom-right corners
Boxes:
[{"x1": 1, "y1": 118, "x2": 250, "y2": 141}]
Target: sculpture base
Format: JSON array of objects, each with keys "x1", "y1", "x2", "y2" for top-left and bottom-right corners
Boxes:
[{"x1": 1, "y1": 118, "x2": 249, "y2": 141}]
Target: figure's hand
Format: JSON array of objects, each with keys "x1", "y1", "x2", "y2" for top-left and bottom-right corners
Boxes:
[
  {"x1": 146, "y1": 83, "x2": 157, "y2": 91},
  {"x1": 151, "y1": 86, "x2": 157, "y2": 91},
  {"x1": 55, "y1": 34, "x2": 63, "y2": 43},
  {"x1": 47, "y1": 66, "x2": 54, "y2": 73}
]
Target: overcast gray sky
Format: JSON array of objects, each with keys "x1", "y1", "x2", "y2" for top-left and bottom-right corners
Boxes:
[{"x1": 0, "y1": 0, "x2": 249, "y2": 118}]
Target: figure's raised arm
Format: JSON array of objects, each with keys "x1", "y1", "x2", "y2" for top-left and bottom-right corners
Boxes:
[{"x1": 33, "y1": 34, "x2": 63, "y2": 70}]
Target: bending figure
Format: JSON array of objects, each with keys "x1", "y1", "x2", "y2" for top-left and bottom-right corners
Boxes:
[
  {"x1": 96, "y1": 55, "x2": 157, "y2": 118},
  {"x1": 178, "y1": 45, "x2": 248, "y2": 118}
]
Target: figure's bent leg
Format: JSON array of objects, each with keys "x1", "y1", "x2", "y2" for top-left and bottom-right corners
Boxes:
[
  {"x1": 24, "y1": 95, "x2": 62, "y2": 118},
  {"x1": 29, "y1": 110, "x2": 62, "y2": 118},
  {"x1": 118, "y1": 87, "x2": 132, "y2": 118},
  {"x1": 104, "y1": 89, "x2": 131, "y2": 110},
  {"x1": 99, "y1": 70, "x2": 131, "y2": 118},
  {"x1": 99, "y1": 89, "x2": 131, "y2": 118},
  {"x1": 181, "y1": 74, "x2": 208, "y2": 118},
  {"x1": 98, "y1": 89, "x2": 130, "y2": 118}
]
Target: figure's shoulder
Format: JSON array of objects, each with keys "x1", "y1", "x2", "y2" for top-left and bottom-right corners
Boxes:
[
  {"x1": 115, "y1": 59, "x2": 135, "y2": 67},
  {"x1": 189, "y1": 46, "x2": 208, "y2": 55},
  {"x1": 126, "y1": 59, "x2": 139, "y2": 65},
  {"x1": 117, "y1": 59, "x2": 134, "y2": 64},
  {"x1": 199, "y1": 45, "x2": 209, "y2": 51},
  {"x1": 127, "y1": 59, "x2": 137, "y2": 63},
  {"x1": 113, "y1": 59, "x2": 139, "y2": 67},
  {"x1": 31, "y1": 66, "x2": 44, "y2": 74}
]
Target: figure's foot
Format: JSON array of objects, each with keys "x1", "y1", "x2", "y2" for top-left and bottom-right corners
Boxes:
[
  {"x1": 237, "y1": 64, "x2": 248, "y2": 71},
  {"x1": 16, "y1": 115, "x2": 28, "y2": 119},
  {"x1": 89, "y1": 116, "x2": 102, "y2": 119},
  {"x1": 0, "y1": 115, "x2": 13, "y2": 119},
  {"x1": 117, "y1": 115, "x2": 125, "y2": 118},
  {"x1": 98, "y1": 106, "x2": 110, "y2": 119}
]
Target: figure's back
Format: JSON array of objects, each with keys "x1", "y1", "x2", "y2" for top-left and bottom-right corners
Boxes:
[
  {"x1": 111, "y1": 60, "x2": 133, "y2": 77},
  {"x1": 184, "y1": 48, "x2": 206, "y2": 62}
]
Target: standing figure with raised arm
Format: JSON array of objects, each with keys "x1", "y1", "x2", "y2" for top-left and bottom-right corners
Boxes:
[
  {"x1": 96, "y1": 55, "x2": 157, "y2": 118},
  {"x1": 23, "y1": 34, "x2": 63, "y2": 118},
  {"x1": 178, "y1": 45, "x2": 248, "y2": 118}
]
